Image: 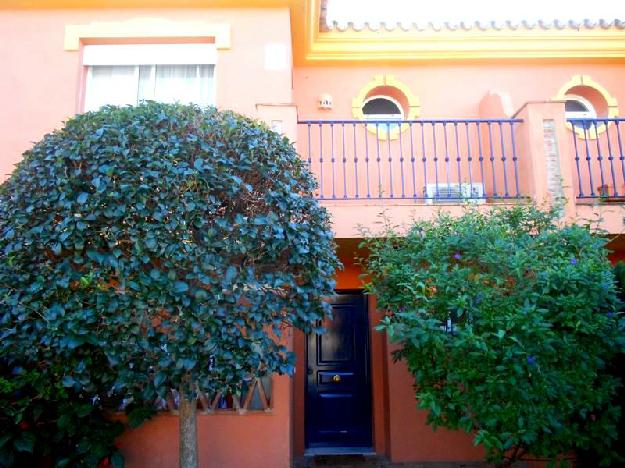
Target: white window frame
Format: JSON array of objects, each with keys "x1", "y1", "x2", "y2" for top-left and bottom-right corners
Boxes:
[
  {"x1": 564, "y1": 94, "x2": 597, "y2": 120},
  {"x1": 82, "y1": 44, "x2": 217, "y2": 112},
  {"x1": 83, "y1": 44, "x2": 217, "y2": 66}
]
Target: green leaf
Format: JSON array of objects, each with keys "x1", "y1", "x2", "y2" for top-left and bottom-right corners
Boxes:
[
  {"x1": 58, "y1": 414, "x2": 72, "y2": 430},
  {"x1": 153, "y1": 372, "x2": 167, "y2": 388},
  {"x1": 182, "y1": 358, "x2": 197, "y2": 370},
  {"x1": 75, "y1": 403, "x2": 93, "y2": 418},
  {"x1": 61, "y1": 375, "x2": 75, "y2": 387},
  {"x1": 127, "y1": 408, "x2": 154, "y2": 429},
  {"x1": 145, "y1": 237, "x2": 157, "y2": 250},
  {"x1": 111, "y1": 451, "x2": 125, "y2": 468},
  {"x1": 174, "y1": 281, "x2": 189, "y2": 293},
  {"x1": 13, "y1": 432, "x2": 35, "y2": 453},
  {"x1": 76, "y1": 437, "x2": 91, "y2": 454},
  {"x1": 77, "y1": 192, "x2": 89, "y2": 204},
  {"x1": 225, "y1": 266, "x2": 237, "y2": 283},
  {"x1": 0, "y1": 433, "x2": 11, "y2": 449}
]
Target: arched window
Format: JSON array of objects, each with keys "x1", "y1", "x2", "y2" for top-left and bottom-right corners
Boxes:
[
  {"x1": 352, "y1": 75, "x2": 420, "y2": 140},
  {"x1": 564, "y1": 94, "x2": 597, "y2": 120},
  {"x1": 554, "y1": 75, "x2": 619, "y2": 139},
  {"x1": 362, "y1": 95, "x2": 404, "y2": 121}
]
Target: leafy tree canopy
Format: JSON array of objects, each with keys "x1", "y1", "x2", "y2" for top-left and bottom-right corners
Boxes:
[
  {"x1": 0, "y1": 102, "x2": 338, "y2": 465},
  {"x1": 361, "y1": 205, "x2": 625, "y2": 466}
]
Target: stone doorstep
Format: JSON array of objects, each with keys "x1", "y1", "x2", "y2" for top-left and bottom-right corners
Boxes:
[{"x1": 293, "y1": 454, "x2": 499, "y2": 468}]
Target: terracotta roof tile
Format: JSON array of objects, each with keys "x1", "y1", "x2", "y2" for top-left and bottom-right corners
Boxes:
[{"x1": 325, "y1": 0, "x2": 625, "y2": 32}]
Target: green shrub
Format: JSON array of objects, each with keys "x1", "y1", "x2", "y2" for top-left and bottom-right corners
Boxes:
[
  {"x1": 361, "y1": 205, "x2": 625, "y2": 466},
  {"x1": 0, "y1": 363, "x2": 124, "y2": 467},
  {"x1": 0, "y1": 102, "x2": 338, "y2": 466},
  {"x1": 577, "y1": 261, "x2": 625, "y2": 467}
]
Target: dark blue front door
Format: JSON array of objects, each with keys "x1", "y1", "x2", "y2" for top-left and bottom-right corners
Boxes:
[{"x1": 305, "y1": 292, "x2": 372, "y2": 449}]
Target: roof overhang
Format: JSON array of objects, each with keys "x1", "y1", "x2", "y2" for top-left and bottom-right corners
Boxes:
[
  {"x1": 3, "y1": 0, "x2": 625, "y2": 64},
  {"x1": 303, "y1": 0, "x2": 625, "y2": 64}
]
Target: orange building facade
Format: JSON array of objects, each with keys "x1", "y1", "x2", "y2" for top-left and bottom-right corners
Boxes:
[{"x1": 2, "y1": 1, "x2": 625, "y2": 466}]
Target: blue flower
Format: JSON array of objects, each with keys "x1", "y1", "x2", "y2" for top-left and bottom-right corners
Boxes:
[
  {"x1": 453, "y1": 252, "x2": 462, "y2": 260},
  {"x1": 527, "y1": 356, "x2": 537, "y2": 366},
  {"x1": 606, "y1": 312, "x2": 615, "y2": 318},
  {"x1": 570, "y1": 257, "x2": 577, "y2": 265}
]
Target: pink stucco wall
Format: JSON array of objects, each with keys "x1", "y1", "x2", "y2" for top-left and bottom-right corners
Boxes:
[
  {"x1": 294, "y1": 67, "x2": 625, "y2": 236},
  {"x1": 0, "y1": 8, "x2": 293, "y2": 180},
  {"x1": 115, "y1": 376, "x2": 292, "y2": 468},
  {"x1": 293, "y1": 65, "x2": 625, "y2": 121}
]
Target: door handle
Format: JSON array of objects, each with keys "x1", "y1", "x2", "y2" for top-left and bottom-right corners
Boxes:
[{"x1": 332, "y1": 374, "x2": 341, "y2": 383}]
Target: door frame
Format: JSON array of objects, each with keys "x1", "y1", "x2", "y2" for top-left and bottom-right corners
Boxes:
[{"x1": 303, "y1": 289, "x2": 373, "y2": 452}]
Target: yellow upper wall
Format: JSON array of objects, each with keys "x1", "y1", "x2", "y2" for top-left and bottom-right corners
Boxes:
[{"x1": 0, "y1": 0, "x2": 291, "y2": 6}]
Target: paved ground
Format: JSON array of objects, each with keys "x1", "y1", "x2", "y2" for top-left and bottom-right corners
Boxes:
[{"x1": 293, "y1": 455, "x2": 494, "y2": 468}]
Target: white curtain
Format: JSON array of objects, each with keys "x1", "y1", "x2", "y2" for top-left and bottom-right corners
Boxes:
[
  {"x1": 85, "y1": 65, "x2": 214, "y2": 112},
  {"x1": 139, "y1": 65, "x2": 213, "y2": 106},
  {"x1": 84, "y1": 66, "x2": 138, "y2": 111}
]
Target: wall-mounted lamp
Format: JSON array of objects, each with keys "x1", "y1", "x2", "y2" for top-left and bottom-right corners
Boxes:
[{"x1": 318, "y1": 93, "x2": 333, "y2": 110}]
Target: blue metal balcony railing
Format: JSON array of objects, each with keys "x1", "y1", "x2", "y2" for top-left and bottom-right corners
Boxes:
[
  {"x1": 297, "y1": 119, "x2": 524, "y2": 201},
  {"x1": 569, "y1": 118, "x2": 625, "y2": 199}
]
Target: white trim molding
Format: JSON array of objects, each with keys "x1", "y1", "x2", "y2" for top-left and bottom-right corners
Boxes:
[
  {"x1": 83, "y1": 44, "x2": 218, "y2": 66},
  {"x1": 65, "y1": 18, "x2": 231, "y2": 51}
]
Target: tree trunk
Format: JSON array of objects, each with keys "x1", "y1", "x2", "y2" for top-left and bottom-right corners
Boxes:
[{"x1": 179, "y1": 389, "x2": 199, "y2": 468}]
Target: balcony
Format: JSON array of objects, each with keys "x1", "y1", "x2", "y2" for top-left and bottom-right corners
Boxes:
[
  {"x1": 297, "y1": 119, "x2": 524, "y2": 202},
  {"x1": 569, "y1": 118, "x2": 625, "y2": 201},
  {"x1": 287, "y1": 103, "x2": 625, "y2": 237}
]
